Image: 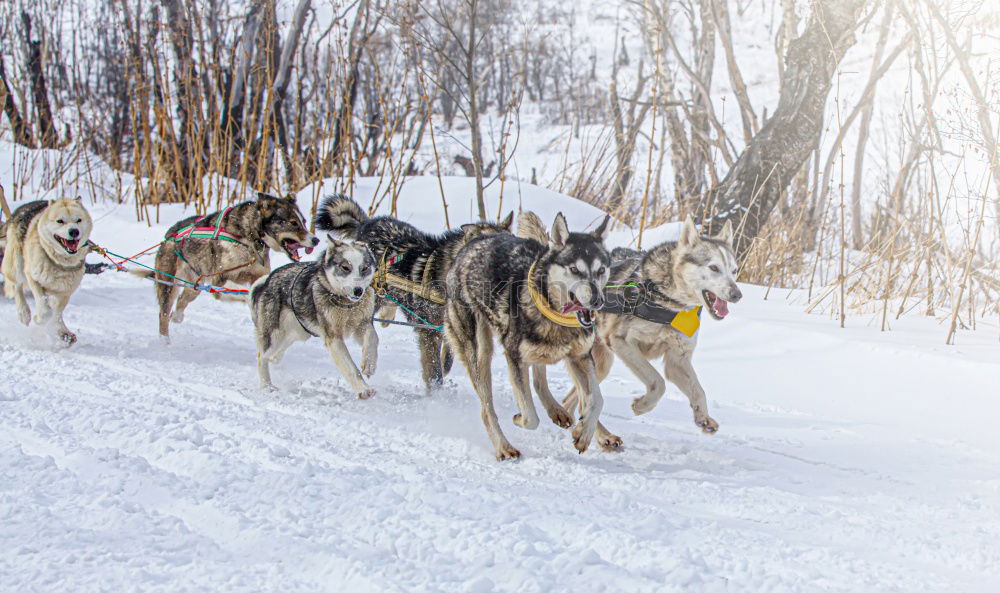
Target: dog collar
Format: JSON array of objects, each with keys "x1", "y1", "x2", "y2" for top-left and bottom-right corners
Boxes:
[{"x1": 527, "y1": 261, "x2": 587, "y2": 328}]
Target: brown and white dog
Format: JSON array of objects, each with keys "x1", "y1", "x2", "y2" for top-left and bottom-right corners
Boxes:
[{"x1": 154, "y1": 192, "x2": 318, "y2": 340}]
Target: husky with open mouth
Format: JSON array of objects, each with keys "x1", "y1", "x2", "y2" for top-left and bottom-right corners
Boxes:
[
  {"x1": 445, "y1": 211, "x2": 612, "y2": 460},
  {"x1": 250, "y1": 235, "x2": 378, "y2": 399},
  {"x1": 554, "y1": 215, "x2": 743, "y2": 437},
  {"x1": 314, "y1": 194, "x2": 513, "y2": 391},
  {"x1": 153, "y1": 192, "x2": 318, "y2": 340},
  {"x1": 1, "y1": 198, "x2": 94, "y2": 344}
]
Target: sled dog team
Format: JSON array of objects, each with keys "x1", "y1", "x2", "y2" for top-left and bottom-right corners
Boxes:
[{"x1": 0, "y1": 193, "x2": 742, "y2": 460}]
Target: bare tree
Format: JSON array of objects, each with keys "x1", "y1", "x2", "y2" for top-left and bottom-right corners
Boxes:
[
  {"x1": 924, "y1": 0, "x2": 1000, "y2": 229},
  {"x1": 0, "y1": 53, "x2": 34, "y2": 148},
  {"x1": 405, "y1": 0, "x2": 515, "y2": 219},
  {"x1": 702, "y1": 0, "x2": 868, "y2": 255}
]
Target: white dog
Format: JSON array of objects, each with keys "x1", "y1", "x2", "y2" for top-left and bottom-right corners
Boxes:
[{"x1": 1, "y1": 198, "x2": 94, "y2": 344}]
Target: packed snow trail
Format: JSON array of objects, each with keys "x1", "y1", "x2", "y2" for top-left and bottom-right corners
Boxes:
[
  {"x1": 2, "y1": 257, "x2": 999, "y2": 592},
  {"x1": 2, "y1": 179, "x2": 998, "y2": 592}
]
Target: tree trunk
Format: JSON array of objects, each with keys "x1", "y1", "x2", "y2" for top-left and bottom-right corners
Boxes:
[
  {"x1": 21, "y1": 12, "x2": 57, "y2": 148},
  {"x1": 324, "y1": 0, "x2": 373, "y2": 175},
  {"x1": 222, "y1": 0, "x2": 265, "y2": 151},
  {"x1": 0, "y1": 53, "x2": 34, "y2": 148},
  {"x1": 271, "y1": 0, "x2": 311, "y2": 152},
  {"x1": 466, "y1": 0, "x2": 487, "y2": 220},
  {"x1": 702, "y1": 0, "x2": 866, "y2": 256},
  {"x1": 161, "y1": 0, "x2": 200, "y2": 178},
  {"x1": 850, "y1": 2, "x2": 896, "y2": 249}
]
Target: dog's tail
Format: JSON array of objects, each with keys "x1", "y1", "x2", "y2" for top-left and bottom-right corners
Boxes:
[
  {"x1": 515, "y1": 210, "x2": 549, "y2": 245},
  {"x1": 1, "y1": 219, "x2": 20, "y2": 298},
  {"x1": 611, "y1": 246, "x2": 642, "y2": 262},
  {"x1": 315, "y1": 194, "x2": 367, "y2": 239}
]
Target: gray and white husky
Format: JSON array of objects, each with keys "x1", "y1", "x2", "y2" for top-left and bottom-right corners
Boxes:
[
  {"x1": 445, "y1": 212, "x2": 613, "y2": 460},
  {"x1": 547, "y1": 215, "x2": 743, "y2": 437},
  {"x1": 249, "y1": 236, "x2": 378, "y2": 399}
]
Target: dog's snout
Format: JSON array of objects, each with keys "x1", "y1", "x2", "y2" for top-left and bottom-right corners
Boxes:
[
  {"x1": 309, "y1": 236, "x2": 320, "y2": 247},
  {"x1": 68, "y1": 228, "x2": 80, "y2": 238},
  {"x1": 590, "y1": 286, "x2": 604, "y2": 310},
  {"x1": 729, "y1": 285, "x2": 743, "y2": 303},
  {"x1": 353, "y1": 286, "x2": 364, "y2": 298}
]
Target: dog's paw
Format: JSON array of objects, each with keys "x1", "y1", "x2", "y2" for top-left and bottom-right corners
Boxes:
[
  {"x1": 260, "y1": 382, "x2": 279, "y2": 393},
  {"x1": 59, "y1": 330, "x2": 78, "y2": 346},
  {"x1": 361, "y1": 359, "x2": 377, "y2": 378},
  {"x1": 495, "y1": 443, "x2": 521, "y2": 461},
  {"x1": 631, "y1": 396, "x2": 657, "y2": 416},
  {"x1": 547, "y1": 406, "x2": 573, "y2": 429},
  {"x1": 358, "y1": 388, "x2": 375, "y2": 400},
  {"x1": 598, "y1": 432, "x2": 623, "y2": 451},
  {"x1": 513, "y1": 413, "x2": 539, "y2": 430},
  {"x1": 696, "y1": 415, "x2": 719, "y2": 434},
  {"x1": 171, "y1": 310, "x2": 184, "y2": 324},
  {"x1": 571, "y1": 423, "x2": 593, "y2": 454}
]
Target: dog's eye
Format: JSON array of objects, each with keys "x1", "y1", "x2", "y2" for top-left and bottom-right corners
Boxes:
[
  {"x1": 360, "y1": 265, "x2": 371, "y2": 275},
  {"x1": 597, "y1": 266, "x2": 606, "y2": 276},
  {"x1": 75, "y1": 218, "x2": 82, "y2": 223},
  {"x1": 709, "y1": 265, "x2": 720, "y2": 273},
  {"x1": 57, "y1": 219, "x2": 65, "y2": 224},
  {"x1": 570, "y1": 266, "x2": 580, "y2": 274}
]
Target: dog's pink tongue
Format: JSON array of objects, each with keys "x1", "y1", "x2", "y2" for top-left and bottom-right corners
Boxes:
[
  {"x1": 712, "y1": 298, "x2": 729, "y2": 318},
  {"x1": 305, "y1": 246, "x2": 315, "y2": 255},
  {"x1": 562, "y1": 302, "x2": 587, "y2": 314}
]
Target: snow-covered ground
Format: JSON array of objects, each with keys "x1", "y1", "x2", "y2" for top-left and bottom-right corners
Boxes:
[{"x1": 2, "y1": 182, "x2": 999, "y2": 593}]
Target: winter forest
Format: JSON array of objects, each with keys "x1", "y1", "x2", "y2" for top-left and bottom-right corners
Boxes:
[
  {"x1": 1, "y1": 1, "x2": 999, "y2": 591},
  {"x1": 2, "y1": 0, "x2": 997, "y2": 334}
]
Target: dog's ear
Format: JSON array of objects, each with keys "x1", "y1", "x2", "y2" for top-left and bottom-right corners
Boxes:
[
  {"x1": 499, "y1": 211, "x2": 514, "y2": 230},
  {"x1": 550, "y1": 212, "x2": 570, "y2": 247},
  {"x1": 715, "y1": 220, "x2": 734, "y2": 246},
  {"x1": 591, "y1": 214, "x2": 611, "y2": 242},
  {"x1": 326, "y1": 233, "x2": 343, "y2": 247},
  {"x1": 679, "y1": 215, "x2": 699, "y2": 248},
  {"x1": 256, "y1": 193, "x2": 278, "y2": 217}
]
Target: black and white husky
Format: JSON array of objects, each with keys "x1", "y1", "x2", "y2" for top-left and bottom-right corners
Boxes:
[
  {"x1": 315, "y1": 194, "x2": 512, "y2": 391},
  {"x1": 445, "y1": 212, "x2": 613, "y2": 460},
  {"x1": 249, "y1": 236, "x2": 378, "y2": 399}
]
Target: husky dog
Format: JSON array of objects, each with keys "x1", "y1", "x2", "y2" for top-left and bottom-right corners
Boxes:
[
  {"x1": 315, "y1": 194, "x2": 513, "y2": 390},
  {"x1": 557, "y1": 215, "x2": 743, "y2": 435},
  {"x1": 154, "y1": 192, "x2": 318, "y2": 340},
  {"x1": 250, "y1": 236, "x2": 378, "y2": 398},
  {"x1": 1, "y1": 199, "x2": 94, "y2": 344},
  {"x1": 445, "y1": 212, "x2": 613, "y2": 460},
  {"x1": 0, "y1": 218, "x2": 107, "y2": 293}
]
